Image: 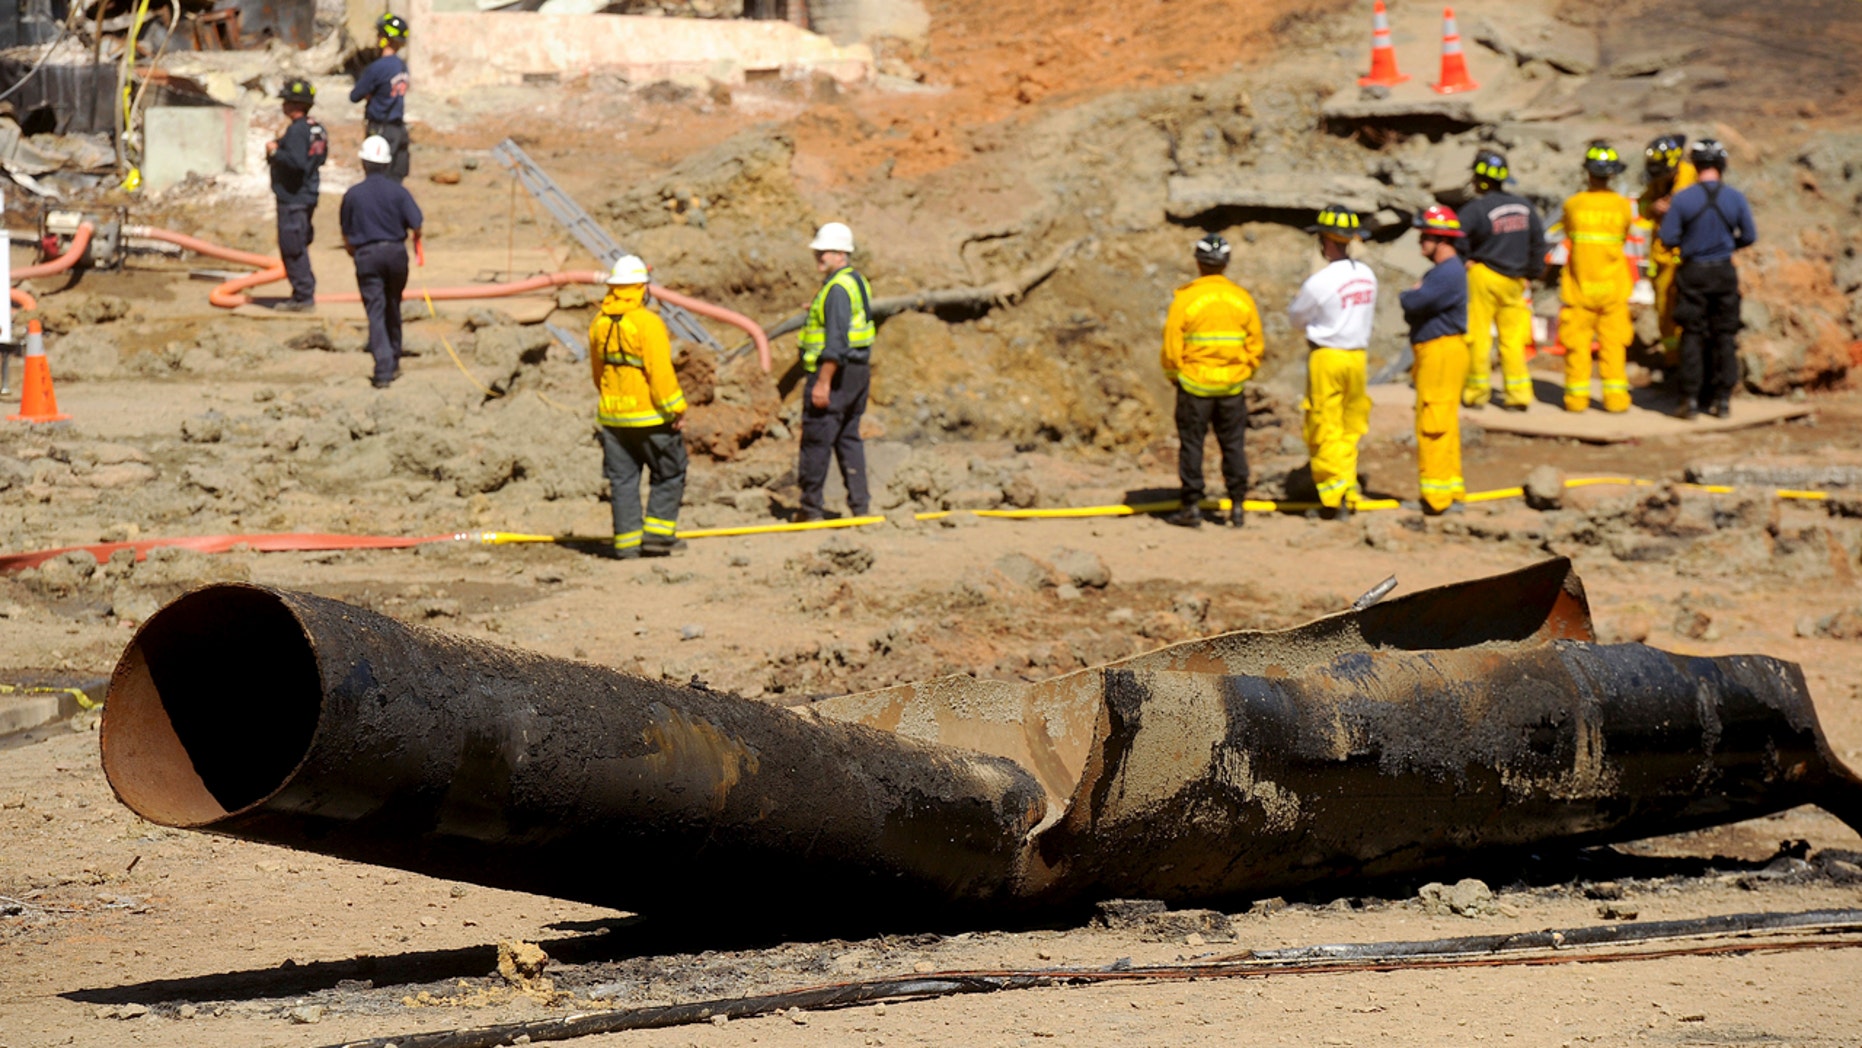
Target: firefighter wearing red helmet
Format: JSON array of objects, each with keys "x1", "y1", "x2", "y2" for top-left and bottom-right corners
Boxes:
[{"x1": 1400, "y1": 205, "x2": 1469, "y2": 514}]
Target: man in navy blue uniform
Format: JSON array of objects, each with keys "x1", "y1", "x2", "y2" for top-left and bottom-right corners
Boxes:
[
  {"x1": 350, "y1": 14, "x2": 412, "y2": 183},
  {"x1": 340, "y1": 136, "x2": 424, "y2": 389},
  {"x1": 1657, "y1": 139, "x2": 1758, "y2": 420},
  {"x1": 264, "y1": 78, "x2": 326, "y2": 313}
]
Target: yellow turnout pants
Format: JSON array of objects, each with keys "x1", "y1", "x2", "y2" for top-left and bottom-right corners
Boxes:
[
  {"x1": 1651, "y1": 259, "x2": 1682, "y2": 363},
  {"x1": 1559, "y1": 289, "x2": 1633, "y2": 413},
  {"x1": 1463, "y1": 262, "x2": 1534, "y2": 408},
  {"x1": 1302, "y1": 348, "x2": 1369, "y2": 508},
  {"x1": 1412, "y1": 334, "x2": 1468, "y2": 513}
]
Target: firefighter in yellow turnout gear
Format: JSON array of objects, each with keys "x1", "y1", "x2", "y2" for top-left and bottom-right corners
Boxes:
[
  {"x1": 1288, "y1": 206, "x2": 1378, "y2": 519},
  {"x1": 1639, "y1": 134, "x2": 1698, "y2": 362},
  {"x1": 1459, "y1": 150, "x2": 1547, "y2": 411},
  {"x1": 1400, "y1": 205, "x2": 1471, "y2": 514},
  {"x1": 1160, "y1": 234, "x2": 1264, "y2": 527},
  {"x1": 1559, "y1": 143, "x2": 1636, "y2": 413},
  {"x1": 589, "y1": 255, "x2": 688, "y2": 559}
]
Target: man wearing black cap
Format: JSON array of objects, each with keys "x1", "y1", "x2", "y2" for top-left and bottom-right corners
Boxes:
[
  {"x1": 1658, "y1": 139, "x2": 1757, "y2": 419},
  {"x1": 264, "y1": 78, "x2": 327, "y2": 313}
]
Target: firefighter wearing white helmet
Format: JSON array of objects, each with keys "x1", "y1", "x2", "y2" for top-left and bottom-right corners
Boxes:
[
  {"x1": 339, "y1": 135, "x2": 424, "y2": 388},
  {"x1": 794, "y1": 222, "x2": 875, "y2": 521},
  {"x1": 589, "y1": 255, "x2": 689, "y2": 559}
]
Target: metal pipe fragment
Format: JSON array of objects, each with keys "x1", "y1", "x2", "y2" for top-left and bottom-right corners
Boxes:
[
  {"x1": 101, "y1": 560, "x2": 1862, "y2": 926},
  {"x1": 101, "y1": 585, "x2": 1045, "y2": 922}
]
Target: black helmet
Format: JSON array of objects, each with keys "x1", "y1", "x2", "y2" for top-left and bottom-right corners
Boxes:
[
  {"x1": 1471, "y1": 149, "x2": 1510, "y2": 187},
  {"x1": 1193, "y1": 234, "x2": 1231, "y2": 267},
  {"x1": 1307, "y1": 204, "x2": 1365, "y2": 241},
  {"x1": 1583, "y1": 141, "x2": 1626, "y2": 178},
  {"x1": 279, "y1": 78, "x2": 316, "y2": 105},
  {"x1": 1644, "y1": 133, "x2": 1685, "y2": 177},
  {"x1": 377, "y1": 13, "x2": 409, "y2": 39},
  {"x1": 1689, "y1": 138, "x2": 1729, "y2": 172}
]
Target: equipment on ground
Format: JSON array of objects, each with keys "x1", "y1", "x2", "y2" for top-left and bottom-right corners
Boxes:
[
  {"x1": 1358, "y1": 0, "x2": 1409, "y2": 87},
  {"x1": 1431, "y1": 6, "x2": 1479, "y2": 94},
  {"x1": 1192, "y1": 233, "x2": 1230, "y2": 266},
  {"x1": 490, "y1": 138, "x2": 719, "y2": 349},
  {"x1": 810, "y1": 221, "x2": 856, "y2": 253},
  {"x1": 1308, "y1": 205, "x2": 1365, "y2": 240},
  {"x1": 1584, "y1": 141, "x2": 1627, "y2": 177},
  {"x1": 101, "y1": 559, "x2": 1862, "y2": 932},
  {"x1": 358, "y1": 135, "x2": 393, "y2": 165},
  {"x1": 1689, "y1": 138, "x2": 1729, "y2": 172}
]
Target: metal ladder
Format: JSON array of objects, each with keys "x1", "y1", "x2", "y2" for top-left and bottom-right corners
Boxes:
[{"x1": 491, "y1": 139, "x2": 720, "y2": 349}]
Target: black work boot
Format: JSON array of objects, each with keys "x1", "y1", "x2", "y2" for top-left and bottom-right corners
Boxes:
[
  {"x1": 1674, "y1": 402, "x2": 1699, "y2": 421},
  {"x1": 1228, "y1": 506, "x2": 1246, "y2": 528},
  {"x1": 1164, "y1": 505, "x2": 1202, "y2": 528},
  {"x1": 1323, "y1": 501, "x2": 1354, "y2": 523},
  {"x1": 642, "y1": 536, "x2": 688, "y2": 557},
  {"x1": 1707, "y1": 398, "x2": 1731, "y2": 418}
]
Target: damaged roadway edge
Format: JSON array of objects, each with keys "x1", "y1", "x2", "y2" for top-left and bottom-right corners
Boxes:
[{"x1": 98, "y1": 558, "x2": 1862, "y2": 930}]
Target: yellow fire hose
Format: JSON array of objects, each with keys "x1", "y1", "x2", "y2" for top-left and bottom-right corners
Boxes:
[{"x1": 461, "y1": 476, "x2": 1832, "y2": 546}]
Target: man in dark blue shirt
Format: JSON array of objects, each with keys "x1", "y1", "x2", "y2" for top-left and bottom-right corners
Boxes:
[
  {"x1": 1400, "y1": 205, "x2": 1470, "y2": 515},
  {"x1": 1458, "y1": 150, "x2": 1546, "y2": 411},
  {"x1": 264, "y1": 78, "x2": 327, "y2": 313},
  {"x1": 340, "y1": 136, "x2": 424, "y2": 389},
  {"x1": 1657, "y1": 139, "x2": 1757, "y2": 419},
  {"x1": 350, "y1": 14, "x2": 412, "y2": 183}
]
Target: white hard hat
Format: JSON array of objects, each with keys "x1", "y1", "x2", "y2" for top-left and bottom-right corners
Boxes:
[
  {"x1": 809, "y1": 222, "x2": 855, "y2": 253},
  {"x1": 359, "y1": 135, "x2": 393, "y2": 165},
  {"x1": 605, "y1": 254, "x2": 651, "y2": 285}
]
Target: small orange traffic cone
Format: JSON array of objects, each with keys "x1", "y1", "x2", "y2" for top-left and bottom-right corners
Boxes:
[
  {"x1": 8, "y1": 321, "x2": 70, "y2": 424},
  {"x1": 1359, "y1": 0, "x2": 1410, "y2": 87},
  {"x1": 1431, "y1": 7, "x2": 1479, "y2": 94}
]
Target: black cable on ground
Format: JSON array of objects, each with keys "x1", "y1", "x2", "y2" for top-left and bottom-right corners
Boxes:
[{"x1": 325, "y1": 908, "x2": 1862, "y2": 1048}]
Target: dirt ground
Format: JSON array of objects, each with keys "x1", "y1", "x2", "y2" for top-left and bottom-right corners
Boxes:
[{"x1": 4, "y1": 0, "x2": 1862, "y2": 1043}]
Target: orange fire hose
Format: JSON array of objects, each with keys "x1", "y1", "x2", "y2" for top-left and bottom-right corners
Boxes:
[
  {"x1": 10, "y1": 288, "x2": 36, "y2": 310},
  {"x1": 13, "y1": 222, "x2": 93, "y2": 281},
  {"x1": 0, "y1": 532, "x2": 465, "y2": 573},
  {"x1": 127, "y1": 226, "x2": 774, "y2": 372}
]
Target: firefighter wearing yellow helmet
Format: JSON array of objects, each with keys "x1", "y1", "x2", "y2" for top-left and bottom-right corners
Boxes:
[
  {"x1": 1638, "y1": 133, "x2": 1698, "y2": 362},
  {"x1": 1558, "y1": 142, "x2": 1636, "y2": 413},
  {"x1": 1288, "y1": 205, "x2": 1378, "y2": 520}
]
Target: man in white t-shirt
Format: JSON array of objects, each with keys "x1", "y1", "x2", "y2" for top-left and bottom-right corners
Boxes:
[{"x1": 1287, "y1": 205, "x2": 1379, "y2": 520}]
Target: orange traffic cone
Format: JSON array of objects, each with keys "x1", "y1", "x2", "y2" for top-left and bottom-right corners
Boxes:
[
  {"x1": 1431, "y1": 7, "x2": 1479, "y2": 94},
  {"x1": 8, "y1": 321, "x2": 70, "y2": 423},
  {"x1": 1359, "y1": 0, "x2": 1410, "y2": 87}
]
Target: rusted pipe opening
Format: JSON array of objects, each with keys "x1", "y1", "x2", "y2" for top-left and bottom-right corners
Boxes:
[{"x1": 102, "y1": 586, "x2": 321, "y2": 828}]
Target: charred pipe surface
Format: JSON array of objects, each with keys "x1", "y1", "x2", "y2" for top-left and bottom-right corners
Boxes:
[
  {"x1": 101, "y1": 585, "x2": 1045, "y2": 923},
  {"x1": 100, "y1": 563, "x2": 1862, "y2": 927},
  {"x1": 1022, "y1": 642, "x2": 1862, "y2": 905}
]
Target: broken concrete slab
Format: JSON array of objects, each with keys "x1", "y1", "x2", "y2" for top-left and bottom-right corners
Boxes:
[
  {"x1": 1606, "y1": 42, "x2": 1707, "y2": 78},
  {"x1": 1166, "y1": 172, "x2": 1429, "y2": 223},
  {"x1": 142, "y1": 107, "x2": 246, "y2": 193},
  {"x1": 1368, "y1": 382, "x2": 1812, "y2": 444},
  {"x1": 1686, "y1": 463, "x2": 1862, "y2": 489},
  {"x1": 1471, "y1": 17, "x2": 1599, "y2": 76},
  {"x1": 406, "y1": 0, "x2": 873, "y2": 94}
]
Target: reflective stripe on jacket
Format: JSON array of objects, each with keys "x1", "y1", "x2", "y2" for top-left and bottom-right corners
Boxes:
[
  {"x1": 589, "y1": 286, "x2": 687, "y2": 428},
  {"x1": 1559, "y1": 190, "x2": 1634, "y2": 307},
  {"x1": 1161, "y1": 274, "x2": 1264, "y2": 398},
  {"x1": 798, "y1": 267, "x2": 875, "y2": 373}
]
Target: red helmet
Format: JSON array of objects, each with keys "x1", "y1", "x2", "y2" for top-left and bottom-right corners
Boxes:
[{"x1": 1415, "y1": 204, "x2": 1466, "y2": 238}]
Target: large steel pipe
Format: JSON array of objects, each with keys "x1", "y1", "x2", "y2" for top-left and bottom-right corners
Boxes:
[
  {"x1": 1017, "y1": 644, "x2": 1862, "y2": 906},
  {"x1": 101, "y1": 562, "x2": 1862, "y2": 926},
  {"x1": 101, "y1": 585, "x2": 1045, "y2": 923}
]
